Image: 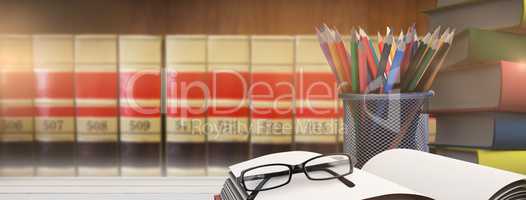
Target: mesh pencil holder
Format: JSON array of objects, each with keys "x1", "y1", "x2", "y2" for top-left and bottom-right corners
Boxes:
[{"x1": 341, "y1": 92, "x2": 433, "y2": 168}]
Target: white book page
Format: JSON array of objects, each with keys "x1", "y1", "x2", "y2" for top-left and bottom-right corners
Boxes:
[
  {"x1": 230, "y1": 151, "x2": 428, "y2": 200},
  {"x1": 362, "y1": 149, "x2": 526, "y2": 199},
  {"x1": 256, "y1": 169, "x2": 428, "y2": 200}
]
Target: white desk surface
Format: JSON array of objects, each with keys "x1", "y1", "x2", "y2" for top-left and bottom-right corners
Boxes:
[{"x1": 0, "y1": 177, "x2": 225, "y2": 200}]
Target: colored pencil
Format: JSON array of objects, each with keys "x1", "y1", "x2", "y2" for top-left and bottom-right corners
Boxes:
[
  {"x1": 400, "y1": 33, "x2": 431, "y2": 91},
  {"x1": 384, "y1": 32, "x2": 406, "y2": 93},
  {"x1": 358, "y1": 37, "x2": 368, "y2": 93},
  {"x1": 316, "y1": 27, "x2": 341, "y2": 84},
  {"x1": 350, "y1": 29, "x2": 360, "y2": 93},
  {"x1": 417, "y1": 30, "x2": 455, "y2": 91},
  {"x1": 334, "y1": 32, "x2": 353, "y2": 91},
  {"x1": 315, "y1": 24, "x2": 454, "y2": 94},
  {"x1": 406, "y1": 28, "x2": 442, "y2": 92},
  {"x1": 359, "y1": 28, "x2": 378, "y2": 78}
]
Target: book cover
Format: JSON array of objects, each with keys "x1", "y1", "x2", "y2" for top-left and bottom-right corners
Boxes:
[
  {"x1": 434, "y1": 112, "x2": 526, "y2": 149},
  {"x1": 442, "y1": 29, "x2": 526, "y2": 69},
  {"x1": 426, "y1": 0, "x2": 526, "y2": 33},
  {"x1": 428, "y1": 115, "x2": 437, "y2": 144},
  {"x1": 249, "y1": 36, "x2": 294, "y2": 158},
  {"x1": 33, "y1": 35, "x2": 76, "y2": 176},
  {"x1": 74, "y1": 35, "x2": 119, "y2": 176},
  {"x1": 207, "y1": 36, "x2": 250, "y2": 175},
  {"x1": 294, "y1": 36, "x2": 339, "y2": 154},
  {"x1": 0, "y1": 35, "x2": 35, "y2": 176},
  {"x1": 119, "y1": 35, "x2": 162, "y2": 176},
  {"x1": 433, "y1": 145, "x2": 526, "y2": 175},
  {"x1": 430, "y1": 61, "x2": 526, "y2": 113},
  {"x1": 436, "y1": 0, "x2": 479, "y2": 7},
  {"x1": 165, "y1": 35, "x2": 208, "y2": 176}
]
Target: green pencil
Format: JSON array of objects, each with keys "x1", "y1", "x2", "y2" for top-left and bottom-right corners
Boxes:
[
  {"x1": 406, "y1": 30, "x2": 441, "y2": 92},
  {"x1": 400, "y1": 33, "x2": 431, "y2": 92},
  {"x1": 417, "y1": 30, "x2": 455, "y2": 91},
  {"x1": 350, "y1": 29, "x2": 360, "y2": 93}
]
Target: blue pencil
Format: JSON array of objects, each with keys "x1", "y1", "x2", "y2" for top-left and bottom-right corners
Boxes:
[{"x1": 384, "y1": 32, "x2": 406, "y2": 93}]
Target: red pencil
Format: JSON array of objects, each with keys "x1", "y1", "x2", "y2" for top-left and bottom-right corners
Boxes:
[
  {"x1": 359, "y1": 28, "x2": 378, "y2": 78},
  {"x1": 358, "y1": 37, "x2": 368, "y2": 93},
  {"x1": 377, "y1": 32, "x2": 383, "y2": 53},
  {"x1": 334, "y1": 32, "x2": 353, "y2": 91}
]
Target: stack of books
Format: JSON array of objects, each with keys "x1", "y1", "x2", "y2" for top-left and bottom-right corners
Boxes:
[
  {"x1": 217, "y1": 150, "x2": 526, "y2": 199},
  {"x1": 426, "y1": 0, "x2": 526, "y2": 175}
]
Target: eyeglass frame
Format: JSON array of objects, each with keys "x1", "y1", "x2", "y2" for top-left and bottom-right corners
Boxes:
[{"x1": 238, "y1": 153, "x2": 355, "y2": 193}]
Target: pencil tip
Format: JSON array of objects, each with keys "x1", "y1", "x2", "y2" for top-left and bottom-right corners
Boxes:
[
  {"x1": 432, "y1": 26, "x2": 441, "y2": 36},
  {"x1": 447, "y1": 29, "x2": 456, "y2": 43},
  {"x1": 423, "y1": 33, "x2": 431, "y2": 43},
  {"x1": 359, "y1": 28, "x2": 367, "y2": 37},
  {"x1": 386, "y1": 33, "x2": 393, "y2": 44},
  {"x1": 354, "y1": 31, "x2": 361, "y2": 40}
]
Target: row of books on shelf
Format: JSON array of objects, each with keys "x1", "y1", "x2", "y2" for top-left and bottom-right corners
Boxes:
[
  {"x1": 425, "y1": 0, "x2": 526, "y2": 176},
  {"x1": 0, "y1": 34, "x2": 348, "y2": 177}
]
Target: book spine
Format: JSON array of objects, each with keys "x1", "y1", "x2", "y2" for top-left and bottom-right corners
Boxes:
[
  {"x1": 74, "y1": 35, "x2": 119, "y2": 176},
  {"x1": 493, "y1": 113, "x2": 526, "y2": 149},
  {"x1": 294, "y1": 36, "x2": 339, "y2": 154},
  {"x1": 165, "y1": 35, "x2": 208, "y2": 176},
  {"x1": 499, "y1": 61, "x2": 526, "y2": 112},
  {"x1": 119, "y1": 36, "x2": 162, "y2": 176},
  {"x1": 294, "y1": 69, "x2": 339, "y2": 153},
  {"x1": 429, "y1": 115, "x2": 437, "y2": 144},
  {"x1": 207, "y1": 36, "x2": 250, "y2": 175},
  {"x1": 0, "y1": 35, "x2": 35, "y2": 176},
  {"x1": 33, "y1": 35, "x2": 76, "y2": 176},
  {"x1": 470, "y1": 30, "x2": 526, "y2": 68},
  {"x1": 249, "y1": 36, "x2": 294, "y2": 158}
]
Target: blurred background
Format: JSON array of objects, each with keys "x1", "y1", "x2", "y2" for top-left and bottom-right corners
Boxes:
[
  {"x1": 0, "y1": 0, "x2": 434, "y2": 35},
  {"x1": 0, "y1": 0, "x2": 437, "y2": 177}
]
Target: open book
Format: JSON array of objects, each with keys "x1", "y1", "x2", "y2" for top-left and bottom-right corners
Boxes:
[{"x1": 221, "y1": 149, "x2": 526, "y2": 200}]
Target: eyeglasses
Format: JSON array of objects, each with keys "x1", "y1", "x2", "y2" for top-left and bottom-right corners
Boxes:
[{"x1": 238, "y1": 153, "x2": 355, "y2": 200}]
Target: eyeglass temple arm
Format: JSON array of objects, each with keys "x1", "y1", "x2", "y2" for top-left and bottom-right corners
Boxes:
[
  {"x1": 247, "y1": 176, "x2": 271, "y2": 200},
  {"x1": 316, "y1": 168, "x2": 355, "y2": 187}
]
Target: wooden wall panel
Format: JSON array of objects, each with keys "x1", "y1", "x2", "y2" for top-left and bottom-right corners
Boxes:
[{"x1": 0, "y1": 0, "x2": 436, "y2": 35}]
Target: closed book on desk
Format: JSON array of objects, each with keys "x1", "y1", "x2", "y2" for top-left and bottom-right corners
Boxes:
[
  {"x1": 294, "y1": 36, "x2": 338, "y2": 154},
  {"x1": 0, "y1": 35, "x2": 34, "y2": 176},
  {"x1": 74, "y1": 35, "x2": 119, "y2": 176},
  {"x1": 119, "y1": 36, "x2": 162, "y2": 176},
  {"x1": 165, "y1": 35, "x2": 207, "y2": 176},
  {"x1": 33, "y1": 35, "x2": 76, "y2": 176},
  {"x1": 426, "y1": 0, "x2": 526, "y2": 33},
  {"x1": 430, "y1": 61, "x2": 526, "y2": 113},
  {"x1": 249, "y1": 36, "x2": 294, "y2": 158},
  {"x1": 433, "y1": 145, "x2": 526, "y2": 175},
  {"x1": 442, "y1": 29, "x2": 526, "y2": 70},
  {"x1": 434, "y1": 112, "x2": 526, "y2": 149},
  {"x1": 207, "y1": 36, "x2": 250, "y2": 175}
]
